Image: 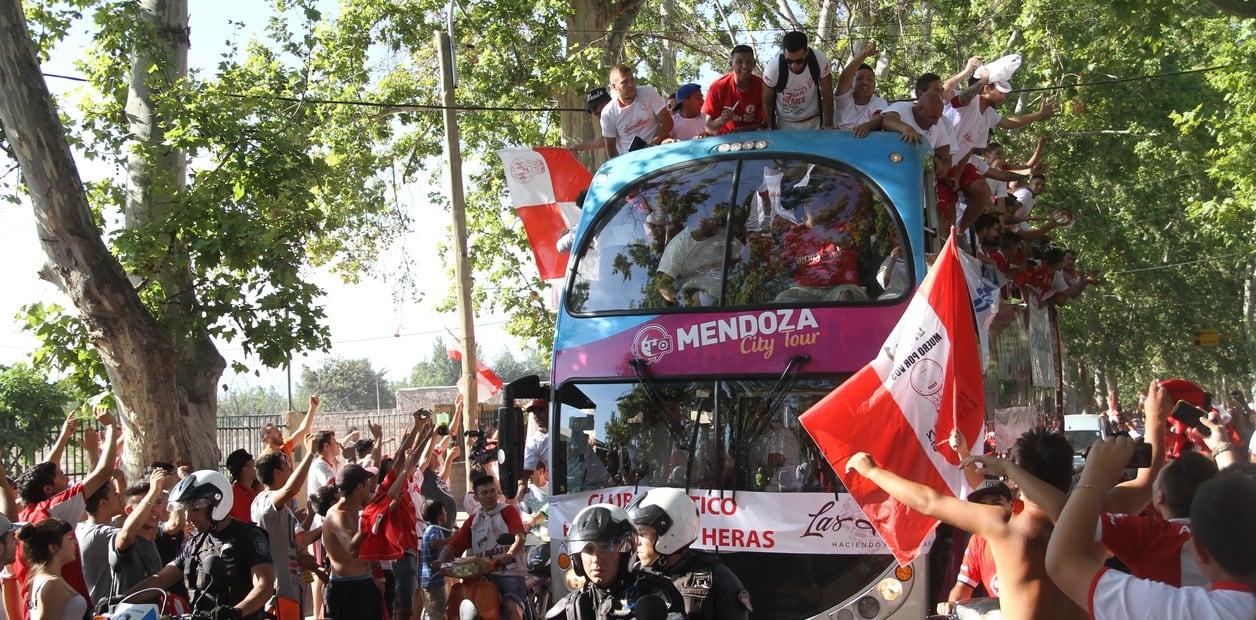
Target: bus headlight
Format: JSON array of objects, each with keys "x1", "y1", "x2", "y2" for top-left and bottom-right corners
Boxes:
[
  {"x1": 563, "y1": 569, "x2": 582, "y2": 591},
  {"x1": 889, "y1": 152, "x2": 903, "y2": 163},
  {"x1": 833, "y1": 610, "x2": 854, "y2": 620},
  {"x1": 856, "y1": 596, "x2": 880, "y2": 618},
  {"x1": 876, "y1": 577, "x2": 903, "y2": 601}
]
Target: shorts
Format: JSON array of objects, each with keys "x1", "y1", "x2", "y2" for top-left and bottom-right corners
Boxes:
[
  {"x1": 958, "y1": 162, "x2": 985, "y2": 189},
  {"x1": 936, "y1": 180, "x2": 958, "y2": 220},
  {"x1": 422, "y1": 585, "x2": 446, "y2": 620},
  {"x1": 326, "y1": 574, "x2": 384, "y2": 620},
  {"x1": 392, "y1": 550, "x2": 418, "y2": 611},
  {"x1": 485, "y1": 574, "x2": 529, "y2": 618}
]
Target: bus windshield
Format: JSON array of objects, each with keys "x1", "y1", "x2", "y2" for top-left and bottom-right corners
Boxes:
[
  {"x1": 555, "y1": 377, "x2": 848, "y2": 495},
  {"x1": 567, "y1": 156, "x2": 909, "y2": 314}
]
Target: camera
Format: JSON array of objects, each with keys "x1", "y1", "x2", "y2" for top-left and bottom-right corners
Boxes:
[
  {"x1": 436, "y1": 424, "x2": 450, "y2": 436},
  {"x1": 464, "y1": 427, "x2": 498, "y2": 465}
]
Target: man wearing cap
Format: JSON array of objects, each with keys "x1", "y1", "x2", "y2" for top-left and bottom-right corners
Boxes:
[
  {"x1": 601, "y1": 65, "x2": 673, "y2": 158},
  {"x1": 762, "y1": 30, "x2": 833, "y2": 130},
  {"x1": 518, "y1": 400, "x2": 551, "y2": 497},
  {"x1": 1, "y1": 513, "x2": 23, "y2": 620},
  {"x1": 569, "y1": 87, "x2": 612, "y2": 154},
  {"x1": 666, "y1": 83, "x2": 708, "y2": 141},
  {"x1": 943, "y1": 58, "x2": 1057, "y2": 159},
  {"x1": 946, "y1": 481, "x2": 1014, "y2": 609}
]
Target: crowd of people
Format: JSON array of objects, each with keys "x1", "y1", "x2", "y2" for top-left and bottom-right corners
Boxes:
[
  {"x1": 0, "y1": 391, "x2": 758, "y2": 620},
  {"x1": 5, "y1": 377, "x2": 1253, "y2": 620},
  {"x1": 576, "y1": 31, "x2": 1103, "y2": 310},
  {"x1": 851, "y1": 378, "x2": 1256, "y2": 620}
]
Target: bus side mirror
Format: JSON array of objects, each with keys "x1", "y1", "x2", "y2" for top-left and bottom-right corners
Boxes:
[{"x1": 497, "y1": 406, "x2": 525, "y2": 499}]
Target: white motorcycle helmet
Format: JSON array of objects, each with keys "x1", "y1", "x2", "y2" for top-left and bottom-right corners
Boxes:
[
  {"x1": 626, "y1": 487, "x2": 700, "y2": 555},
  {"x1": 168, "y1": 469, "x2": 233, "y2": 521}
]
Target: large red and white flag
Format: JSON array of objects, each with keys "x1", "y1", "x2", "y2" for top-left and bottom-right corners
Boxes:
[
  {"x1": 446, "y1": 344, "x2": 504, "y2": 399},
  {"x1": 800, "y1": 231, "x2": 986, "y2": 565},
  {"x1": 497, "y1": 147, "x2": 592, "y2": 280}
]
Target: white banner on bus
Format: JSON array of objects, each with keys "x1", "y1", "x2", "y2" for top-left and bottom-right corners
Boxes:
[{"x1": 549, "y1": 487, "x2": 926, "y2": 556}]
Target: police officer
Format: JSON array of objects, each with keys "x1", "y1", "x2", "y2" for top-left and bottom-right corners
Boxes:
[
  {"x1": 126, "y1": 470, "x2": 274, "y2": 620},
  {"x1": 549, "y1": 503, "x2": 684, "y2": 620},
  {"x1": 626, "y1": 488, "x2": 751, "y2": 619}
]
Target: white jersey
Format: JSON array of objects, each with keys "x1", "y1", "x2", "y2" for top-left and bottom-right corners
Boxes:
[
  {"x1": 600, "y1": 86, "x2": 668, "y2": 154},
  {"x1": 882, "y1": 100, "x2": 941, "y2": 148},
  {"x1": 763, "y1": 49, "x2": 832, "y2": 123},
  {"x1": 835, "y1": 91, "x2": 887, "y2": 130},
  {"x1": 944, "y1": 94, "x2": 1002, "y2": 152},
  {"x1": 669, "y1": 112, "x2": 708, "y2": 140}
]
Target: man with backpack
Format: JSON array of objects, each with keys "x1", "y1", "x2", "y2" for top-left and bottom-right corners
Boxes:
[{"x1": 762, "y1": 31, "x2": 833, "y2": 130}]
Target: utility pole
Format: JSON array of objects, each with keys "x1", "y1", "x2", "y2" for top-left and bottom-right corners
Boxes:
[{"x1": 436, "y1": 31, "x2": 478, "y2": 494}]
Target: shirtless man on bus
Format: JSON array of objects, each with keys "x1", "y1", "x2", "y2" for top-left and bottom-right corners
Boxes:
[
  {"x1": 847, "y1": 429, "x2": 1087, "y2": 620},
  {"x1": 322, "y1": 464, "x2": 382, "y2": 620}
]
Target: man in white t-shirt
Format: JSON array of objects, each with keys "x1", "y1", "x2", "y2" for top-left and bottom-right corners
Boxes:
[
  {"x1": 657, "y1": 209, "x2": 741, "y2": 306},
  {"x1": 600, "y1": 64, "x2": 673, "y2": 158},
  {"x1": 762, "y1": 31, "x2": 833, "y2": 130},
  {"x1": 1047, "y1": 436, "x2": 1256, "y2": 620},
  {"x1": 833, "y1": 42, "x2": 887, "y2": 130},
  {"x1": 666, "y1": 83, "x2": 708, "y2": 141},
  {"x1": 852, "y1": 91, "x2": 944, "y2": 148}
]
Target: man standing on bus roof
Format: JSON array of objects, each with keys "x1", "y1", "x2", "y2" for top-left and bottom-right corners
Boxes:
[
  {"x1": 703, "y1": 45, "x2": 767, "y2": 135},
  {"x1": 833, "y1": 42, "x2": 886, "y2": 131},
  {"x1": 762, "y1": 31, "x2": 833, "y2": 130},
  {"x1": 601, "y1": 65, "x2": 673, "y2": 158},
  {"x1": 627, "y1": 488, "x2": 752, "y2": 620}
]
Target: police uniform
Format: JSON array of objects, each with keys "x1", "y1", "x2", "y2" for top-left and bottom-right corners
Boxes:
[
  {"x1": 646, "y1": 550, "x2": 751, "y2": 620},
  {"x1": 550, "y1": 568, "x2": 685, "y2": 620},
  {"x1": 175, "y1": 518, "x2": 273, "y2": 620}
]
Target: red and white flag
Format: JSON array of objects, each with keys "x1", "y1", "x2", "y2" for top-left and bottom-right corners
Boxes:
[
  {"x1": 446, "y1": 344, "x2": 504, "y2": 399},
  {"x1": 497, "y1": 147, "x2": 591, "y2": 280},
  {"x1": 799, "y1": 230, "x2": 986, "y2": 565}
]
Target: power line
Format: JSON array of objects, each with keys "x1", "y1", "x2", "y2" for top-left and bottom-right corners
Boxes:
[
  {"x1": 1107, "y1": 252, "x2": 1248, "y2": 275},
  {"x1": 40, "y1": 63, "x2": 1236, "y2": 116}
]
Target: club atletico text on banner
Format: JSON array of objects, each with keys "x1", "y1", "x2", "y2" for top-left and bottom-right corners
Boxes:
[
  {"x1": 497, "y1": 147, "x2": 592, "y2": 280},
  {"x1": 446, "y1": 345, "x2": 504, "y2": 399},
  {"x1": 799, "y1": 230, "x2": 986, "y2": 566}
]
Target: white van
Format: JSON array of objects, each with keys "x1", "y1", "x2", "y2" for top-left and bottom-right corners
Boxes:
[{"x1": 1063, "y1": 414, "x2": 1107, "y2": 470}]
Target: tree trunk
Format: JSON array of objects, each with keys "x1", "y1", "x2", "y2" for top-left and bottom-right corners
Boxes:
[
  {"x1": 123, "y1": 0, "x2": 224, "y2": 472},
  {"x1": 0, "y1": 0, "x2": 187, "y2": 472},
  {"x1": 1244, "y1": 257, "x2": 1256, "y2": 400}
]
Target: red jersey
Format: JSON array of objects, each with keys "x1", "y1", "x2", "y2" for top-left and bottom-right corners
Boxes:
[
  {"x1": 782, "y1": 224, "x2": 860, "y2": 287},
  {"x1": 14, "y1": 483, "x2": 93, "y2": 614},
  {"x1": 1015, "y1": 263, "x2": 1057, "y2": 301},
  {"x1": 702, "y1": 73, "x2": 766, "y2": 134},
  {"x1": 231, "y1": 481, "x2": 259, "y2": 523},
  {"x1": 1100, "y1": 513, "x2": 1204, "y2": 587},
  {"x1": 956, "y1": 534, "x2": 999, "y2": 596}
]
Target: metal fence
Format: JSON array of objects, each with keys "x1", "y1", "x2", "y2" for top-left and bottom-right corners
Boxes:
[{"x1": 11, "y1": 407, "x2": 497, "y2": 480}]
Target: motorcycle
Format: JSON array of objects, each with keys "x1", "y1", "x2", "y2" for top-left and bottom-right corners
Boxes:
[
  {"x1": 524, "y1": 536, "x2": 551, "y2": 618},
  {"x1": 440, "y1": 533, "x2": 530, "y2": 620}
]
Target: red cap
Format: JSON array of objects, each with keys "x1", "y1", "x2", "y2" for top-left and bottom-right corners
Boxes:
[{"x1": 1159, "y1": 378, "x2": 1207, "y2": 408}]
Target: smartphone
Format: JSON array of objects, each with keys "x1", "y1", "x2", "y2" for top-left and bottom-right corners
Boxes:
[
  {"x1": 1127, "y1": 441, "x2": 1153, "y2": 468},
  {"x1": 1170, "y1": 400, "x2": 1212, "y2": 437}
]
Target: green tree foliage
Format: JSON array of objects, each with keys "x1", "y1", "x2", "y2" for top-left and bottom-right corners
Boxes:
[
  {"x1": 408, "y1": 340, "x2": 463, "y2": 387},
  {"x1": 300, "y1": 357, "x2": 394, "y2": 411},
  {"x1": 219, "y1": 384, "x2": 291, "y2": 418},
  {"x1": 0, "y1": 363, "x2": 73, "y2": 471}
]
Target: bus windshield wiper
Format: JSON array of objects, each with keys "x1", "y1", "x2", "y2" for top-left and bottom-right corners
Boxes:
[
  {"x1": 630, "y1": 358, "x2": 691, "y2": 451},
  {"x1": 744, "y1": 354, "x2": 811, "y2": 442}
]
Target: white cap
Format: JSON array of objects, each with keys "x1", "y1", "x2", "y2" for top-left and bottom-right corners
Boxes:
[{"x1": 0, "y1": 514, "x2": 26, "y2": 536}]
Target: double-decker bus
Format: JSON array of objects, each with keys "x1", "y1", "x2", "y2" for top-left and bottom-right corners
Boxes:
[{"x1": 512, "y1": 129, "x2": 1062, "y2": 618}]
